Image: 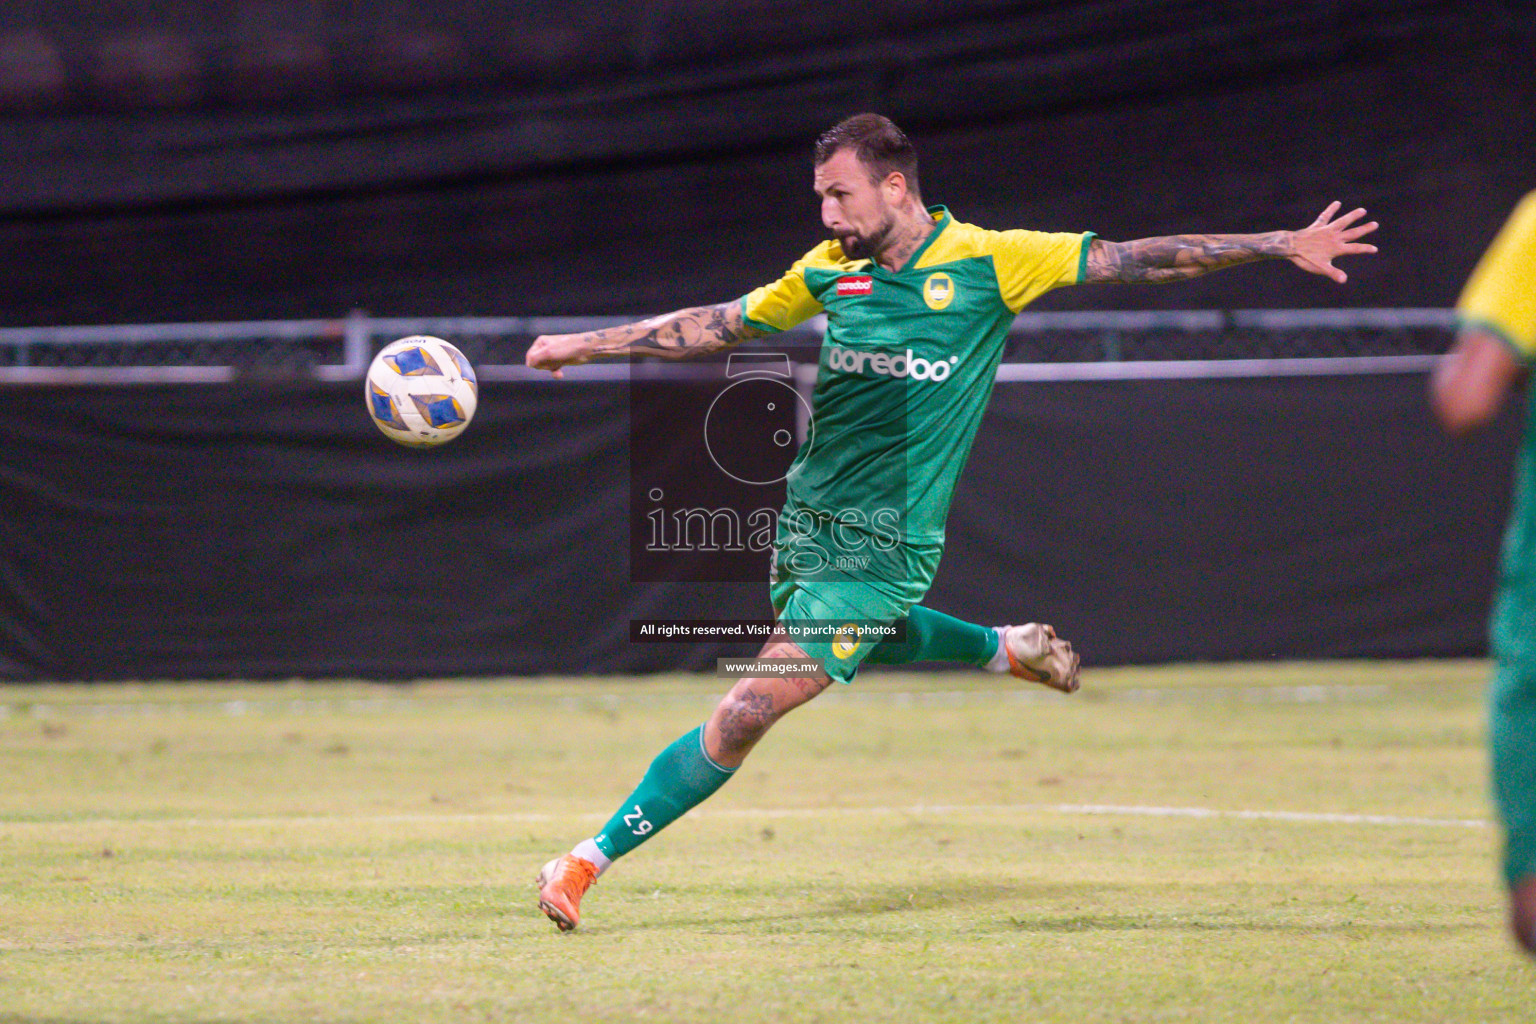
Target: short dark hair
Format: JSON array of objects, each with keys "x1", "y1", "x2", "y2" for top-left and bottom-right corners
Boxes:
[{"x1": 814, "y1": 113, "x2": 920, "y2": 196}]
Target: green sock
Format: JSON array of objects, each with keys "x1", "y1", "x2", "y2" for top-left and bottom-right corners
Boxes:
[
  {"x1": 593, "y1": 724, "x2": 735, "y2": 860},
  {"x1": 864, "y1": 604, "x2": 998, "y2": 667}
]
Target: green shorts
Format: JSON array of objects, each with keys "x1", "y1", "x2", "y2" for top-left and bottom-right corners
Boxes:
[
  {"x1": 1491, "y1": 659, "x2": 1536, "y2": 889},
  {"x1": 768, "y1": 514, "x2": 940, "y2": 684}
]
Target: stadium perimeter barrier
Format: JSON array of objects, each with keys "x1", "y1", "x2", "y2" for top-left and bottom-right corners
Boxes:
[{"x1": 0, "y1": 310, "x2": 1518, "y2": 681}]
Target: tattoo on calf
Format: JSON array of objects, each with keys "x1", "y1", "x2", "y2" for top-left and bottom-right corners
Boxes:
[{"x1": 718, "y1": 690, "x2": 777, "y2": 752}]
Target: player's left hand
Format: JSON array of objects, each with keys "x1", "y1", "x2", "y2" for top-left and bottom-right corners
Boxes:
[{"x1": 1288, "y1": 201, "x2": 1379, "y2": 284}]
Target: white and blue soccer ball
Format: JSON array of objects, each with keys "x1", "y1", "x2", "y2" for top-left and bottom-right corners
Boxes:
[{"x1": 365, "y1": 336, "x2": 478, "y2": 447}]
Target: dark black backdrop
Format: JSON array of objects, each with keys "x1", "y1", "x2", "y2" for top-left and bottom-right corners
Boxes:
[
  {"x1": 0, "y1": 375, "x2": 1518, "y2": 681},
  {"x1": 0, "y1": 1, "x2": 1533, "y2": 326},
  {"x1": 0, "y1": 2, "x2": 1529, "y2": 679}
]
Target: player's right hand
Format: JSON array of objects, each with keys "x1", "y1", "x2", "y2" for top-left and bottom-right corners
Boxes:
[{"x1": 525, "y1": 333, "x2": 593, "y2": 379}]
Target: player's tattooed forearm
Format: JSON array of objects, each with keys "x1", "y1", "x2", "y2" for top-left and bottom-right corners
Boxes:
[
  {"x1": 1085, "y1": 233, "x2": 1291, "y2": 284},
  {"x1": 588, "y1": 303, "x2": 766, "y2": 359}
]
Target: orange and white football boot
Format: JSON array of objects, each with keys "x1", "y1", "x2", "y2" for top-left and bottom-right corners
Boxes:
[
  {"x1": 1002, "y1": 623, "x2": 1081, "y2": 693},
  {"x1": 537, "y1": 854, "x2": 599, "y2": 932}
]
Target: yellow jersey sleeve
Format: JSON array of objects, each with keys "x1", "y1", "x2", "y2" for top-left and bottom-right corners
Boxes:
[
  {"x1": 740, "y1": 244, "x2": 831, "y2": 333},
  {"x1": 990, "y1": 230, "x2": 1096, "y2": 314},
  {"x1": 1457, "y1": 191, "x2": 1536, "y2": 358}
]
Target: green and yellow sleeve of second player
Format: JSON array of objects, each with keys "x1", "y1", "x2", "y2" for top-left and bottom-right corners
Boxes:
[{"x1": 1458, "y1": 190, "x2": 1536, "y2": 360}]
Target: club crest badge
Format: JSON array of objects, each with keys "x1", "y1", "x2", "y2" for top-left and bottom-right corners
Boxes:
[{"x1": 923, "y1": 273, "x2": 955, "y2": 310}]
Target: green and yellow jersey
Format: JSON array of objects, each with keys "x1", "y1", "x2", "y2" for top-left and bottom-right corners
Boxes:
[
  {"x1": 740, "y1": 206, "x2": 1091, "y2": 561},
  {"x1": 1459, "y1": 192, "x2": 1536, "y2": 360},
  {"x1": 1456, "y1": 190, "x2": 1536, "y2": 663}
]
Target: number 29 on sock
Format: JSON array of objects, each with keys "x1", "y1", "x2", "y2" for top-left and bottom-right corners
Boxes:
[{"x1": 623, "y1": 805, "x2": 653, "y2": 836}]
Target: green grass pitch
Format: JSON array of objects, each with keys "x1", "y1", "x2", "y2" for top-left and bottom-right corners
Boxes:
[{"x1": 1, "y1": 661, "x2": 1529, "y2": 1022}]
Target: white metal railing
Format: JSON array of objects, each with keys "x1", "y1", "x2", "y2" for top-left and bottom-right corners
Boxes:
[{"x1": 0, "y1": 308, "x2": 1456, "y2": 385}]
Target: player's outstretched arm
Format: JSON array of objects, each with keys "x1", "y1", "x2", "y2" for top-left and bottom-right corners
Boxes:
[
  {"x1": 526, "y1": 302, "x2": 767, "y2": 378},
  {"x1": 1084, "y1": 201, "x2": 1379, "y2": 285}
]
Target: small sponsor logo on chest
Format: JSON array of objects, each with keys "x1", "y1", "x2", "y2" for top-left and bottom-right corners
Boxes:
[{"x1": 835, "y1": 275, "x2": 873, "y2": 297}]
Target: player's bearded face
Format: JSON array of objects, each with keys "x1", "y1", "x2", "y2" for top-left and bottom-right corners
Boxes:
[
  {"x1": 815, "y1": 150, "x2": 899, "y2": 261},
  {"x1": 835, "y1": 212, "x2": 896, "y2": 260}
]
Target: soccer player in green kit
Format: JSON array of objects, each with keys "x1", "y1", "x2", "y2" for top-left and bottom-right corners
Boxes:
[
  {"x1": 1431, "y1": 190, "x2": 1536, "y2": 954},
  {"x1": 525, "y1": 113, "x2": 1378, "y2": 930}
]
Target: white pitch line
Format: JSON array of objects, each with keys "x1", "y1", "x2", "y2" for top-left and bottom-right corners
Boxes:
[
  {"x1": 0, "y1": 802, "x2": 1488, "y2": 831},
  {"x1": 0, "y1": 682, "x2": 1394, "y2": 722},
  {"x1": 1033, "y1": 803, "x2": 1489, "y2": 829}
]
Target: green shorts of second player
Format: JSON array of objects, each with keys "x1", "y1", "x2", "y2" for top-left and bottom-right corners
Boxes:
[
  {"x1": 1491, "y1": 658, "x2": 1536, "y2": 890},
  {"x1": 768, "y1": 518, "x2": 942, "y2": 685},
  {"x1": 1492, "y1": 582, "x2": 1536, "y2": 889}
]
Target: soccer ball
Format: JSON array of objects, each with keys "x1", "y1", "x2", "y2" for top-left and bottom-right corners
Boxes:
[{"x1": 365, "y1": 336, "x2": 478, "y2": 447}]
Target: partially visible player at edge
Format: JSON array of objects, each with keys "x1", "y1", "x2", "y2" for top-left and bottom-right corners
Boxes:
[
  {"x1": 1430, "y1": 189, "x2": 1536, "y2": 956},
  {"x1": 525, "y1": 113, "x2": 1379, "y2": 931}
]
